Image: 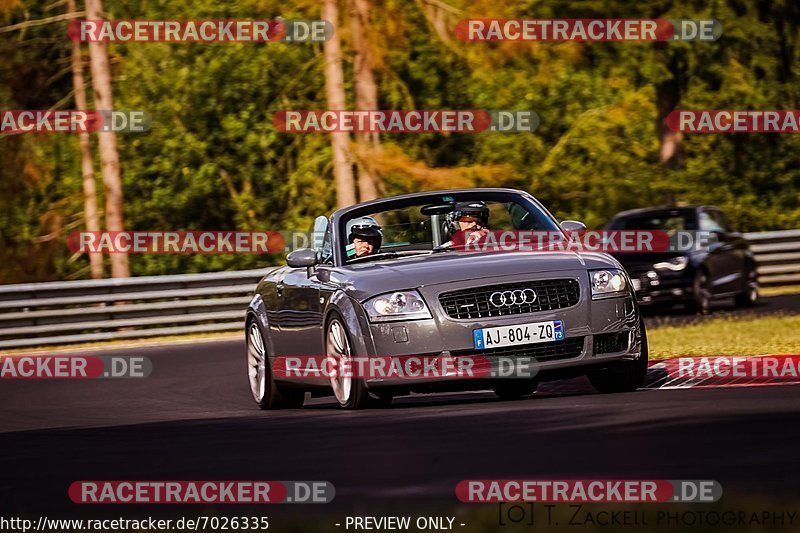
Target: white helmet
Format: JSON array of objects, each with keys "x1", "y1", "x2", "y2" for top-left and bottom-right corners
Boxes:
[{"x1": 346, "y1": 216, "x2": 383, "y2": 249}]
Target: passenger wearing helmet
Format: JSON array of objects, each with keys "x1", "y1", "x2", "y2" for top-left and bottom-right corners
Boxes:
[
  {"x1": 444, "y1": 201, "x2": 490, "y2": 247},
  {"x1": 347, "y1": 216, "x2": 383, "y2": 257}
]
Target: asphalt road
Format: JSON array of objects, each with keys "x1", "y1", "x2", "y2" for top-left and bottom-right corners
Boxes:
[{"x1": 2, "y1": 334, "x2": 800, "y2": 519}]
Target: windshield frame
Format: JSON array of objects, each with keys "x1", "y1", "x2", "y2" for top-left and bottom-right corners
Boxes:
[{"x1": 329, "y1": 188, "x2": 563, "y2": 267}]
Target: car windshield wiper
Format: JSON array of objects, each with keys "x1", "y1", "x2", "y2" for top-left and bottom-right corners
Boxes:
[
  {"x1": 348, "y1": 250, "x2": 429, "y2": 264},
  {"x1": 432, "y1": 245, "x2": 455, "y2": 253}
]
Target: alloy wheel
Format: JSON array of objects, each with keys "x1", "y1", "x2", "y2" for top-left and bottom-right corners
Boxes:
[
  {"x1": 247, "y1": 322, "x2": 267, "y2": 403},
  {"x1": 326, "y1": 318, "x2": 353, "y2": 404}
]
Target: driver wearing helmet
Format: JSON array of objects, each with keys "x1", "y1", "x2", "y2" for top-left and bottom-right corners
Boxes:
[
  {"x1": 347, "y1": 216, "x2": 383, "y2": 257},
  {"x1": 444, "y1": 201, "x2": 490, "y2": 247}
]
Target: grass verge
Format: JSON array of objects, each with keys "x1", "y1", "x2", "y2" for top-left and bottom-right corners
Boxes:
[
  {"x1": 760, "y1": 284, "x2": 800, "y2": 297},
  {"x1": 648, "y1": 313, "x2": 800, "y2": 359}
]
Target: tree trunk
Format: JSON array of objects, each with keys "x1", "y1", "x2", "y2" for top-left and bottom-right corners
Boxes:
[
  {"x1": 417, "y1": 0, "x2": 463, "y2": 55},
  {"x1": 349, "y1": 0, "x2": 379, "y2": 201},
  {"x1": 68, "y1": 0, "x2": 104, "y2": 279},
  {"x1": 85, "y1": 0, "x2": 130, "y2": 277},
  {"x1": 322, "y1": 0, "x2": 357, "y2": 208},
  {"x1": 656, "y1": 49, "x2": 685, "y2": 206}
]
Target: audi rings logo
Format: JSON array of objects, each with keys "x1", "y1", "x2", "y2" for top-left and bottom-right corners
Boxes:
[{"x1": 489, "y1": 289, "x2": 537, "y2": 307}]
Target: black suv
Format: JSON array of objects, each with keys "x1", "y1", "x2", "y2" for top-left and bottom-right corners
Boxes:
[{"x1": 605, "y1": 206, "x2": 758, "y2": 313}]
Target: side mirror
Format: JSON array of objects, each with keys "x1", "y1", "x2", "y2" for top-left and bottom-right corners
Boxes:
[
  {"x1": 561, "y1": 220, "x2": 587, "y2": 232},
  {"x1": 287, "y1": 248, "x2": 318, "y2": 268}
]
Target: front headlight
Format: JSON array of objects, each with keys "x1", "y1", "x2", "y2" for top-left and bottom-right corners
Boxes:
[
  {"x1": 364, "y1": 290, "x2": 432, "y2": 322},
  {"x1": 654, "y1": 256, "x2": 689, "y2": 271},
  {"x1": 590, "y1": 269, "x2": 628, "y2": 299}
]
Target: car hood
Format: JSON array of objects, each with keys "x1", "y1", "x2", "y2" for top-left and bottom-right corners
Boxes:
[
  {"x1": 332, "y1": 251, "x2": 617, "y2": 300},
  {"x1": 610, "y1": 251, "x2": 688, "y2": 270}
]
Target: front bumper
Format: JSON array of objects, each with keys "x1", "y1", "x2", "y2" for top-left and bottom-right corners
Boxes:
[
  {"x1": 627, "y1": 267, "x2": 694, "y2": 305},
  {"x1": 361, "y1": 269, "x2": 643, "y2": 388}
]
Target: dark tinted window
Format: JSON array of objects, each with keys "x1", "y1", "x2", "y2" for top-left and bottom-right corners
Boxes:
[{"x1": 608, "y1": 212, "x2": 697, "y2": 231}]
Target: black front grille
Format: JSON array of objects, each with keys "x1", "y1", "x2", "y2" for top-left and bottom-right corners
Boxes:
[
  {"x1": 438, "y1": 279, "x2": 580, "y2": 319},
  {"x1": 593, "y1": 332, "x2": 628, "y2": 354},
  {"x1": 452, "y1": 336, "x2": 585, "y2": 363}
]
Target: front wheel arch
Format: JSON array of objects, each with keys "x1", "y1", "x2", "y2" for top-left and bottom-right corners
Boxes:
[
  {"x1": 324, "y1": 292, "x2": 374, "y2": 358},
  {"x1": 690, "y1": 265, "x2": 712, "y2": 314},
  {"x1": 588, "y1": 316, "x2": 649, "y2": 393},
  {"x1": 735, "y1": 259, "x2": 759, "y2": 307}
]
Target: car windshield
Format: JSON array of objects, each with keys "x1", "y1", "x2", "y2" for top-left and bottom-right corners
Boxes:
[{"x1": 340, "y1": 193, "x2": 561, "y2": 264}]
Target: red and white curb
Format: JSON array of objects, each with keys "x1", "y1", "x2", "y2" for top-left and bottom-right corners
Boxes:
[
  {"x1": 645, "y1": 354, "x2": 800, "y2": 389},
  {"x1": 536, "y1": 354, "x2": 800, "y2": 395}
]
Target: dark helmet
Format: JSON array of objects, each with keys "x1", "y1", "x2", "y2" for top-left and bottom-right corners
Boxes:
[
  {"x1": 347, "y1": 216, "x2": 383, "y2": 249},
  {"x1": 446, "y1": 201, "x2": 489, "y2": 234}
]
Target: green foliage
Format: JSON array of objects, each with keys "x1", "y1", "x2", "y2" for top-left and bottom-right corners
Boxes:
[{"x1": 1, "y1": 0, "x2": 799, "y2": 282}]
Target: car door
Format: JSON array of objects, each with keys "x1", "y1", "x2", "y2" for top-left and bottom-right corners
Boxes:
[
  {"x1": 699, "y1": 208, "x2": 742, "y2": 294},
  {"x1": 712, "y1": 208, "x2": 748, "y2": 292},
  {"x1": 262, "y1": 267, "x2": 289, "y2": 354},
  {"x1": 275, "y1": 220, "x2": 337, "y2": 358},
  {"x1": 277, "y1": 267, "x2": 324, "y2": 357}
]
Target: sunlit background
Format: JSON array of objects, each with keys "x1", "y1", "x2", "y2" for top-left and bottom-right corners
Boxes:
[{"x1": 1, "y1": 0, "x2": 799, "y2": 282}]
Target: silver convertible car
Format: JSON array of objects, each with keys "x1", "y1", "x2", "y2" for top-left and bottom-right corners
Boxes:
[{"x1": 246, "y1": 188, "x2": 648, "y2": 409}]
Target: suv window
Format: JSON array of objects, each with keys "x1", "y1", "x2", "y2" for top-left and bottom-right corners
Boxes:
[
  {"x1": 607, "y1": 212, "x2": 695, "y2": 232},
  {"x1": 699, "y1": 210, "x2": 729, "y2": 233},
  {"x1": 711, "y1": 210, "x2": 732, "y2": 232}
]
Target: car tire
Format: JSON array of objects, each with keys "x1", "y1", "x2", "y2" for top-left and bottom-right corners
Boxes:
[
  {"x1": 277, "y1": 388, "x2": 306, "y2": 409},
  {"x1": 368, "y1": 391, "x2": 394, "y2": 408},
  {"x1": 326, "y1": 312, "x2": 370, "y2": 410},
  {"x1": 492, "y1": 380, "x2": 539, "y2": 401},
  {"x1": 689, "y1": 269, "x2": 712, "y2": 315},
  {"x1": 588, "y1": 318, "x2": 649, "y2": 394},
  {"x1": 734, "y1": 265, "x2": 759, "y2": 307},
  {"x1": 247, "y1": 319, "x2": 305, "y2": 410}
]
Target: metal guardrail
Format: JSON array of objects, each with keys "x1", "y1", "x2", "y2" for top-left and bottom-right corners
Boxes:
[
  {"x1": 0, "y1": 268, "x2": 277, "y2": 349},
  {"x1": 0, "y1": 230, "x2": 798, "y2": 350},
  {"x1": 744, "y1": 230, "x2": 800, "y2": 286}
]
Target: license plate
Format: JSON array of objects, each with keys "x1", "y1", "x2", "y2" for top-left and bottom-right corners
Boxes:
[
  {"x1": 632, "y1": 279, "x2": 642, "y2": 291},
  {"x1": 473, "y1": 320, "x2": 564, "y2": 350}
]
